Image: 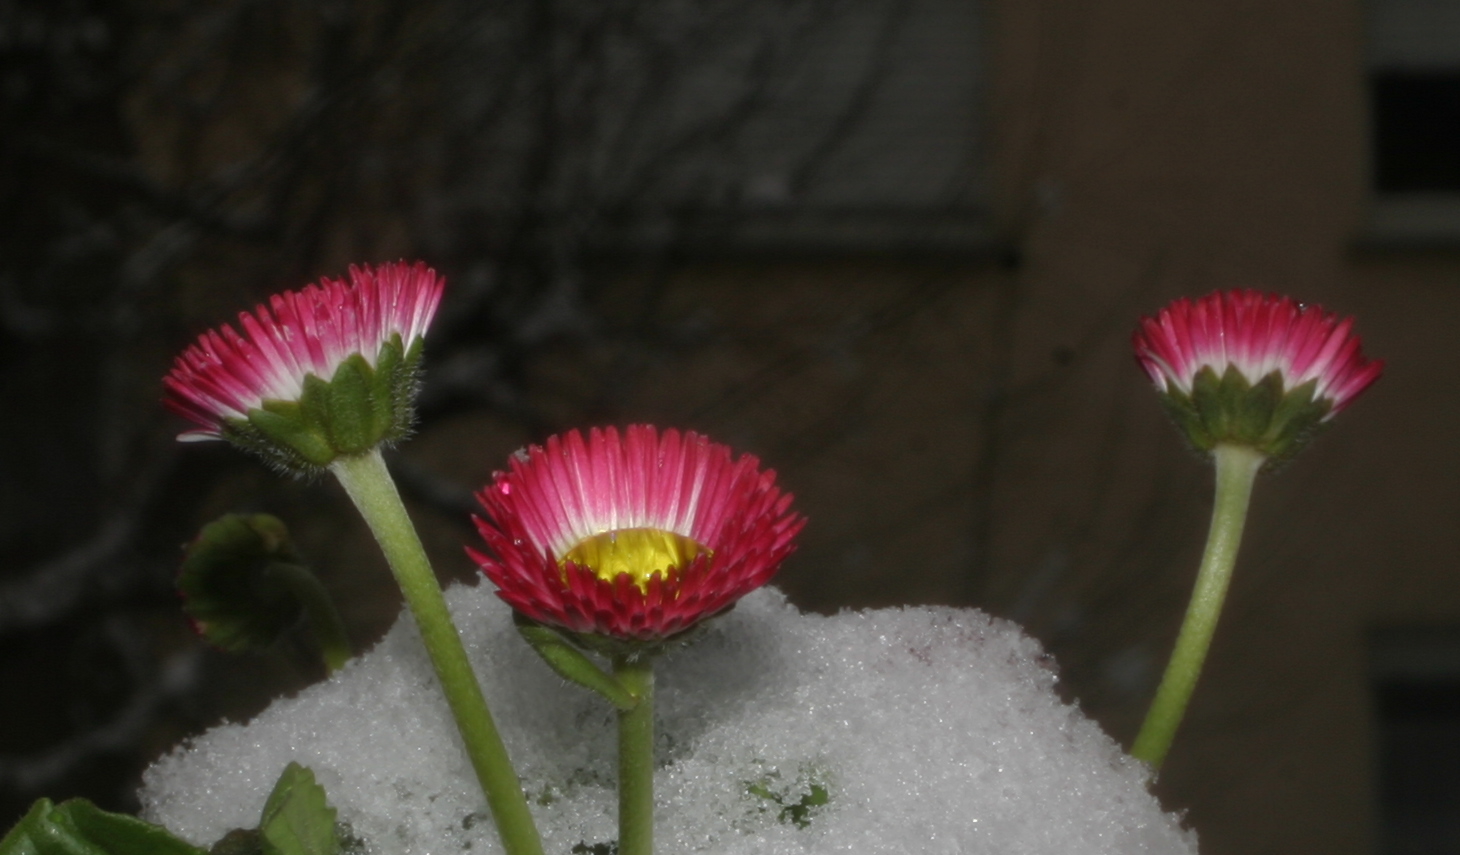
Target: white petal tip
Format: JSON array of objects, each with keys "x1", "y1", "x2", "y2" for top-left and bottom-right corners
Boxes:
[{"x1": 177, "y1": 430, "x2": 223, "y2": 443}]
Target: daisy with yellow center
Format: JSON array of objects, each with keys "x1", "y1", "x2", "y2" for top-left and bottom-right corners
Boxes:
[
  {"x1": 472, "y1": 425, "x2": 802, "y2": 855},
  {"x1": 472, "y1": 425, "x2": 804, "y2": 642}
]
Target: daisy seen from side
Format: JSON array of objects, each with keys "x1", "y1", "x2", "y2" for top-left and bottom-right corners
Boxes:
[{"x1": 163, "y1": 260, "x2": 445, "y2": 472}]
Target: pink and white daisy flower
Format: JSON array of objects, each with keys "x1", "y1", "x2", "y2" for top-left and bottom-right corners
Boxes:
[
  {"x1": 1132, "y1": 289, "x2": 1383, "y2": 459},
  {"x1": 163, "y1": 261, "x2": 444, "y2": 470},
  {"x1": 470, "y1": 425, "x2": 805, "y2": 642},
  {"x1": 1134, "y1": 289, "x2": 1382, "y2": 415}
]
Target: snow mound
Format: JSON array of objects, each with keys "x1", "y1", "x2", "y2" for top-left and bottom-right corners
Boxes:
[{"x1": 140, "y1": 585, "x2": 1196, "y2": 854}]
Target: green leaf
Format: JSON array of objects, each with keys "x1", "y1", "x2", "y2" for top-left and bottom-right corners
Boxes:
[
  {"x1": 54, "y1": 801, "x2": 205, "y2": 855},
  {"x1": 258, "y1": 764, "x2": 339, "y2": 855},
  {"x1": 516, "y1": 617, "x2": 640, "y2": 711},
  {"x1": 1, "y1": 798, "x2": 206, "y2": 855},
  {"x1": 745, "y1": 767, "x2": 831, "y2": 829},
  {"x1": 207, "y1": 830, "x2": 263, "y2": 855}
]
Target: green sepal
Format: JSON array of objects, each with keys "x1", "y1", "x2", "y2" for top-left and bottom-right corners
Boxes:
[
  {"x1": 297, "y1": 376, "x2": 336, "y2": 442},
  {"x1": 547, "y1": 610, "x2": 720, "y2": 662},
  {"x1": 373, "y1": 337, "x2": 410, "y2": 440},
  {"x1": 258, "y1": 763, "x2": 339, "y2": 855},
  {"x1": 337, "y1": 336, "x2": 415, "y2": 450},
  {"x1": 323, "y1": 355, "x2": 381, "y2": 455},
  {"x1": 1234, "y1": 370, "x2": 1280, "y2": 444},
  {"x1": 1260, "y1": 377, "x2": 1331, "y2": 462},
  {"x1": 516, "y1": 616, "x2": 640, "y2": 710},
  {"x1": 1157, "y1": 389, "x2": 1213, "y2": 452},
  {"x1": 221, "y1": 414, "x2": 327, "y2": 477},
  {"x1": 1184, "y1": 368, "x2": 1225, "y2": 450},
  {"x1": 0, "y1": 798, "x2": 206, "y2": 855},
  {"x1": 247, "y1": 403, "x2": 336, "y2": 470},
  {"x1": 385, "y1": 336, "x2": 424, "y2": 447},
  {"x1": 217, "y1": 337, "x2": 422, "y2": 476},
  {"x1": 1159, "y1": 366, "x2": 1335, "y2": 465}
]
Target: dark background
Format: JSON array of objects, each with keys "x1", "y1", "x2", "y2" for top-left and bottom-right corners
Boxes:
[{"x1": 0, "y1": 2, "x2": 1451, "y2": 853}]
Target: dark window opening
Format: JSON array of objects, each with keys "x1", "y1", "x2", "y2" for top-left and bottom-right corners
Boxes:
[
  {"x1": 1375, "y1": 679, "x2": 1460, "y2": 854},
  {"x1": 1371, "y1": 70, "x2": 1460, "y2": 194},
  {"x1": 1371, "y1": 626, "x2": 1460, "y2": 855}
]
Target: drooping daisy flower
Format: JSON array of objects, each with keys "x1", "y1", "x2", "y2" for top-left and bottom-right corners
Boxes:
[
  {"x1": 163, "y1": 261, "x2": 444, "y2": 472},
  {"x1": 178, "y1": 513, "x2": 352, "y2": 671},
  {"x1": 471, "y1": 425, "x2": 805, "y2": 642},
  {"x1": 1132, "y1": 289, "x2": 1383, "y2": 461},
  {"x1": 178, "y1": 513, "x2": 307, "y2": 654}
]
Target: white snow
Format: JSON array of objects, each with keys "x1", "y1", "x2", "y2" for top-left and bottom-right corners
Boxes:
[{"x1": 139, "y1": 585, "x2": 1197, "y2": 854}]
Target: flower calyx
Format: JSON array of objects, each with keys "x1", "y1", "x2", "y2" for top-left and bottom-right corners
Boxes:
[
  {"x1": 224, "y1": 335, "x2": 422, "y2": 474},
  {"x1": 1155, "y1": 364, "x2": 1333, "y2": 463}
]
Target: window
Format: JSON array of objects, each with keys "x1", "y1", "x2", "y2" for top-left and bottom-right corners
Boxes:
[
  {"x1": 452, "y1": 0, "x2": 992, "y2": 255},
  {"x1": 1367, "y1": 1, "x2": 1460, "y2": 241},
  {"x1": 1371, "y1": 627, "x2": 1460, "y2": 854}
]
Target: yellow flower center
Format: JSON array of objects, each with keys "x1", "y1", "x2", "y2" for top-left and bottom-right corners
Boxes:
[{"x1": 560, "y1": 528, "x2": 710, "y2": 591}]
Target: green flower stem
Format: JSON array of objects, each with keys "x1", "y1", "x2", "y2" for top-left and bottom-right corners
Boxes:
[
  {"x1": 1132, "y1": 442, "x2": 1265, "y2": 771},
  {"x1": 266, "y1": 561, "x2": 353, "y2": 672},
  {"x1": 613, "y1": 655, "x2": 656, "y2": 855},
  {"x1": 331, "y1": 449, "x2": 543, "y2": 855}
]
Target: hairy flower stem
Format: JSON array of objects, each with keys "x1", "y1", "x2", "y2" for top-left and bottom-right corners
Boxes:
[
  {"x1": 332, "y1": 449, "x2": 544, "y2": 855},
  {"x1": 1132, "y1": 443, "x2": 1265, "y2": 771},
  {"x1": 614, "y1": 655, "x2": 656, "y2": 855}
]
